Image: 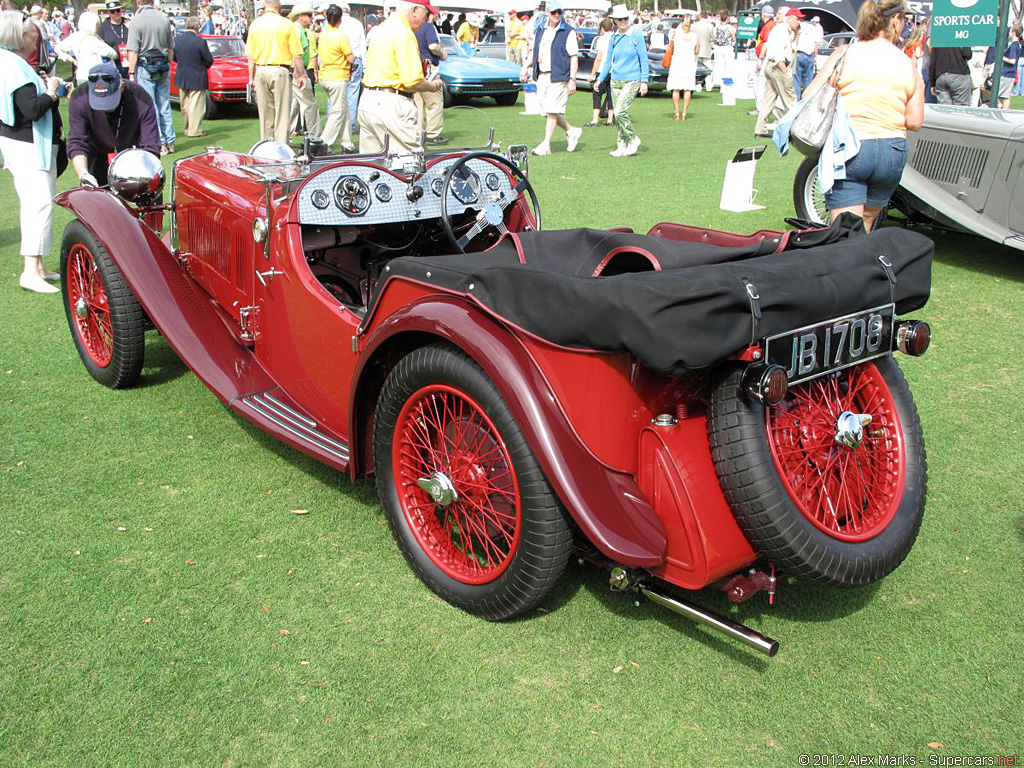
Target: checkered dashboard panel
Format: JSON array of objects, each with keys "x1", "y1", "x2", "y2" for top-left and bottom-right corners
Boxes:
[{"x1": 295, "y1": 158, "x2": 515, "y2": 227}]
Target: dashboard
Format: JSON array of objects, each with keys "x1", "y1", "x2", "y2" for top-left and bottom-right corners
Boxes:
[{"x1": 295, "y1": 157, "x2": 516, "y2": 227}]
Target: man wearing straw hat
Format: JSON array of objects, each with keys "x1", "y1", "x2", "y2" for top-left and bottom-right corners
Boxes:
[
  {"x1": 245, "y1": 0, "x2": 305, "y2": 143},
  {"x1": 288, "y1": 1, "x2": 320, "y2": 138}
]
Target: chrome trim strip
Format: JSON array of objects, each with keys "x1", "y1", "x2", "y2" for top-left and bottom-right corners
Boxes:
[
  {"x1": 262, "y1": 393, "x2": 317, "y2": 427},
  {"x1": 242, "y1": 395, "x2": 349, "y2": 460}
]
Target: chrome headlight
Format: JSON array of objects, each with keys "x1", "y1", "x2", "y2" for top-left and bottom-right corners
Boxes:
[
  {"x1": 108, "y1": 149, "x2": 166, "y2": 205},
  {"x1": 249, "y1": 139, "x2": 296, "y2": 162}
]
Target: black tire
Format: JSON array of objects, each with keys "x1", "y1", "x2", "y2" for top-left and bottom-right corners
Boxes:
[
  {"x1": 60, "y1": 220, "x2": 146, "y2": 389},
  {"x1": 794, "y1": 154, "x2": 829, "y2": 226},
  {"x1": 493, "y1": 92, "x2": 519, "y2": 107},
  {"x1": 204, "y1": 92, "x2": 219, "y2": 120},
  {"x1": 707, "y1": 357, "x2": 926, "y2": 587},
  {"x1": 441, "y1": 82, "x2": 453, "y2": 109},
  {"x1": 373, "y1": 343, "x2": 573, "y2": 620}
]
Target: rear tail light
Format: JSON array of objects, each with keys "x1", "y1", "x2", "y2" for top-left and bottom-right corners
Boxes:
[
  {"x1": 743, "y1": 364, "x2": 789, "y2": 407},
  {"x1": 895, "y1": 320, "x2": 931, "y2": 357}
]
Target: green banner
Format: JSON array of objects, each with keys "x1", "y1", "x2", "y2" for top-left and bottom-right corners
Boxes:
[
  {"x1": 737, "y1": 13, "x2": 759, "y2": 41},
  {"x1": 930, "y1": 0, "x2": 999, "y2": 47}
]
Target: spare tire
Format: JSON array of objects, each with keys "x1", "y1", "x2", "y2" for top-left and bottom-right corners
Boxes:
[
  {"x1": 707, "y1": 357, "x2": 926, "y2": 587},
  {"x1": 794, "y1": 155, "x2": 829, "y2": 226}
]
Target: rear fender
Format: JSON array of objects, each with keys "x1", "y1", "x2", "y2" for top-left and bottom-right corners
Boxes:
[
  {"x1": 55, "y1": 187, "x2": 276, "y2": 401},
  {"x1": 350, "y1": 294, "x2": 668, "y2": 569}
]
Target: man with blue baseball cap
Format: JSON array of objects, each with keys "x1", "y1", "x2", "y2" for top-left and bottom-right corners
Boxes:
[
  {"x1": 68, "y1": 62, "x2": 161, "y2": 187},
  {"x1": 519, "y1": 0, "x2": 581, "y2": 156}
]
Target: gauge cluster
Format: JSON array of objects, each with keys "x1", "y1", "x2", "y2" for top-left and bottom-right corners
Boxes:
[{"x1": 296, "y1": 158, "x2": 515, "y2": 227}]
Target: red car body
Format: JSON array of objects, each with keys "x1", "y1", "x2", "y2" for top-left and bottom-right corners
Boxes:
[
  {"x1": 170, "y1": 34, "x2": 250, "y2": 115},
  {"x1": 54, "y1": 143, "x2": 933, "y2": 657}
]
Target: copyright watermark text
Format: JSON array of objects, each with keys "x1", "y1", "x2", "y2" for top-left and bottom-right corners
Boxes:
[{"x1": 797, "y1": 755, "x2": 1020, "y2": 767}]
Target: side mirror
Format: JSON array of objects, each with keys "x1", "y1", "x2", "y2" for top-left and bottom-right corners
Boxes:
[{"x1": 507, "y1": 144, "x2": 529, "y2": 178}]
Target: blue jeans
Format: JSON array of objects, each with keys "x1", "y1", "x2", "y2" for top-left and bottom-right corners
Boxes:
[
  {"x1": 1014, "y1": 58, "x2": 1024, "y2": 95},
  {"x1": 136, "y1": 66, "x2": 175, "y2": 148},
  {"x1": 921, "y1": 67, "x2": 937, "y2": 103},
  {"x1": 793, "y1": 52, "x2": 815, "y2": 101},
  {"x1": 347, "y1": 57, "x2": 363, "y2": 135},
  {"x1": 824, "y1": 137, "x2": 909, "y2": 209}
]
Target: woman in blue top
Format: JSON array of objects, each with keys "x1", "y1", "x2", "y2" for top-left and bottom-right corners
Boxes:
[
  {"x1": 595, "y1": 4, "x2": 649, "y2": 156},
  {"x1": 0, "y1": 11, "x2": 64, "y2": 294}
]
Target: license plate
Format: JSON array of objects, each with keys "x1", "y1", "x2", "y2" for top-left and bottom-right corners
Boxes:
[{"x1": 764, "y1": 304, "x2": 895, "y2": 386}]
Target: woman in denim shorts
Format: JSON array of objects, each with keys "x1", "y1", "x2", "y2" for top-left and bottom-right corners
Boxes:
[{"x1": 804, "y1": 0, "x2": 924, "y2": 231}]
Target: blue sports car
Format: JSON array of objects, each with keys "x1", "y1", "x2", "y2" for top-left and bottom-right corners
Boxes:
[{"x1": 439, "y1": 34, "x2": 523, "y2": 107}]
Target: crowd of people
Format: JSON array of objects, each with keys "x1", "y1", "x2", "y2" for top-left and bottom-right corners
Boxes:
[{"x1": 2, "y1": 0, "x2": 1023, "y2": 295}]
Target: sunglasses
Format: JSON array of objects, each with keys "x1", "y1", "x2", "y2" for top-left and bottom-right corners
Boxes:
[{"x1": 88, "y1": 73, "x2": 118, "y2": 83}]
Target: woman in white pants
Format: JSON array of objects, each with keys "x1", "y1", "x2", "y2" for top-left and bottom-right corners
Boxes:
[
  {"x1": 318, "y1": 5, "x2": 356, "y2": 152},
  {"x1": 0, "y1": 11, "x2": 64, "y2": 294}
]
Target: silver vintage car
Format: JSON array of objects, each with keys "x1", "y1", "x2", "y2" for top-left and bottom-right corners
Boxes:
[{"x1": 794, "y1": 105, "x2": 1024, "y2": 252}]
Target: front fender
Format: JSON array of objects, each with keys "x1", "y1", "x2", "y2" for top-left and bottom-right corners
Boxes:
[
  {"x1": 351, "y1": 294, "x2": 667, "y2": 569},
  {"x1": 55, "y1": 187, "x2": 275, "y2": 402}
]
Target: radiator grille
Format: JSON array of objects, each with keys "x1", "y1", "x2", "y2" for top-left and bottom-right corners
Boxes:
[
  {"x1": 185, "y1": 208, "x2": 250, "y2": 291},
  {"x1": 911, "y1": 139, "x2": 988, "y2": 189}
]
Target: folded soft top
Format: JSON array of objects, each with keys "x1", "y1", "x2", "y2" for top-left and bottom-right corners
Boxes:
[{"x1": 383, "y1": 218, "x2": 933, "y2": 372}]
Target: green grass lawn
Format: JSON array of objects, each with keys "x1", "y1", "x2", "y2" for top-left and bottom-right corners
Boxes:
[{"x1": 1, "y1": 86, "x2": 1022, "y2": 766}]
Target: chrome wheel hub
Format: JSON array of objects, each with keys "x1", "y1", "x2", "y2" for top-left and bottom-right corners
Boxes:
[
  {"x1": 834, "y1": 411, "x2": 872, "y2": 448},
  {"x1": 417, "y1": 472, "x2": 458, "y2": 507},
  {"x1": 74, "y1": 296, "x2": 88, "y2": 319}
]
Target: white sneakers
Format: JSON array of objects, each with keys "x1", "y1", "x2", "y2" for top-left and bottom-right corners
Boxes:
[
  {"x1": 566, "y1": 126, "x2": 582, "y2": 153},
  {"x1": 609, "y1": 141, "x2": 626, "y2": 157},
  {"x1": 531, "y1": 142, "x2": 551, "y2": 156},
  {"x1": 19, "y1": 273, "x2": 59, "y2": 294},
  {"x1": 610, "y1": 137, "x2": 641, "y2": 157}
]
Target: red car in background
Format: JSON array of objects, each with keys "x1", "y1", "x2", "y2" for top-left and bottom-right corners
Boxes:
[{"x1": 170, "y1": 34, "x2": 250, "y2": 119}]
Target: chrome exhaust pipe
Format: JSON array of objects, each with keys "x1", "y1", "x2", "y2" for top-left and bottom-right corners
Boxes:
[{"x1": 638, "y1": 583, "x2": 780, "y2": 657}]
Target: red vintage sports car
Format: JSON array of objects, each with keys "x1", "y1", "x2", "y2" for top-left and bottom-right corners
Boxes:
[
  {"x1": 170, "y1": 34, "x2": 250, "y2": 119},
  {"x1": 55, "y1": 136, "x2": 933, "y2": 657}
]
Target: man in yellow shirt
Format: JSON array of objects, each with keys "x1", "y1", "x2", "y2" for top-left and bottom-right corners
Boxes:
[
  {"x1": 359, "y1": 0, "x2": 443, "y2": 154},
  {"x1": 455, "y1": 14, "x2": 479, "y2": 56},
  {"x1": 245, "y1": 0, "x2": 305, "y2": 143},
  {"x1": 505, "y1": 9, "x2": 525, "y2": 65},
  {"x1": 288, "y1": 2, "x2": 320, "y2": 138}
]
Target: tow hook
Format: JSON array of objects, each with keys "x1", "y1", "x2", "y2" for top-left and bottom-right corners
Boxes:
[{"x1": 721, "y1": 567, "x2": 778, "y2": 605}]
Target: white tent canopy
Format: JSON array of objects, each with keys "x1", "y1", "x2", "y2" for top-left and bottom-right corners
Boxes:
[{"x1": 378, "y1": 0, "x2": 609, "y2": 12}]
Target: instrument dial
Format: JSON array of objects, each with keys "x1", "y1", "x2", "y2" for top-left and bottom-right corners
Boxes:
[
  {"x1": 334, "y1": 175, "x2": 371, "y2": 216},
  {"x1": 450, "y1": 166, "x2": 481, "y2": 205},
  {"x1": 485, "y1": 172, "x2": 500, "y2": 191},
  {"x1": 310, "y1": 188, "x2": 330, "y2": 209},
  {"x1": 431, "y1": 177, "x2": 444, "y2": 197},
  {"x1": 375, "y1": 184, "x2": 392, "y2": 202}
]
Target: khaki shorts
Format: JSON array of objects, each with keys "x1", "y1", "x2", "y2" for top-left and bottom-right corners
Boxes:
[{"x1": 537, "y1": 72, "x2": 569, "y2": 115}]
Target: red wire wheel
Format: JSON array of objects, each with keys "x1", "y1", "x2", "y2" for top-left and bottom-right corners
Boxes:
[
  {"x1": 393, "y1": 384, "x2": 522, "y2": 584},
  {"x1": 60, "y1": 220, "x2": 146, "y2": 389},
  {"x1": 765, "y1": 363, "x2": 905, "y2": 542},
  {"x1": 374, "y1": 344, "x2": 573, "y2": 620},
  {"x1": 708, "y1": 357, "x2": 926, "y2": 587},
  {"x1": 66, "y1": 243, "x2": 114, "y2": 368}
]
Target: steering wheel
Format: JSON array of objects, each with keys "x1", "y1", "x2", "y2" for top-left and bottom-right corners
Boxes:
[{"x1": 438, "y1": 151, "x2": 541, "y2": 253}]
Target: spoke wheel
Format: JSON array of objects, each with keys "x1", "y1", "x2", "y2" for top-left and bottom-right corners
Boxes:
[
  {"x1": 60, "y1": 220, "x2": 146, "y2": 389},
  {"x1": 394, "y1": 384, "x2": 522, "y2": 584},
  {"x1": 374, "y1": 344, "x2": 572, "y2": 620},
  {"x1": 708, "y1": 357, "x2": 926, "y2": 587},
  {"x1": 66, "y1": 244, "x2": 114, "y2": 368},
  {"x1": 794, "y1": 155, "x2": 830, "y2": 226},
  {"x1": 766, "y1": 364, "x2": 904, "y2": 542}
]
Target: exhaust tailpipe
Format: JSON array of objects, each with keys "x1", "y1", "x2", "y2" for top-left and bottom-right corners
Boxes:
[{"x1": 638, "y1": 582, "x2": 780, "y2": 658}]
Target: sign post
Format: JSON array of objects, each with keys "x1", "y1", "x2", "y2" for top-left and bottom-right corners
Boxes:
[{"x1": 989, "y1": 0, "x2": 1012, "y2": 107}]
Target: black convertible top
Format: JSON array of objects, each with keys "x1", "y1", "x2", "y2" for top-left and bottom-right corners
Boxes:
[{"x1": 383, "y1": 217, "x2": 933, "y2": 372}]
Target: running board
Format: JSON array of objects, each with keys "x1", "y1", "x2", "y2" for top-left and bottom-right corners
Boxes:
[{"x1": 233, "y1": 389, "x2": 350, "y2": 471}]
